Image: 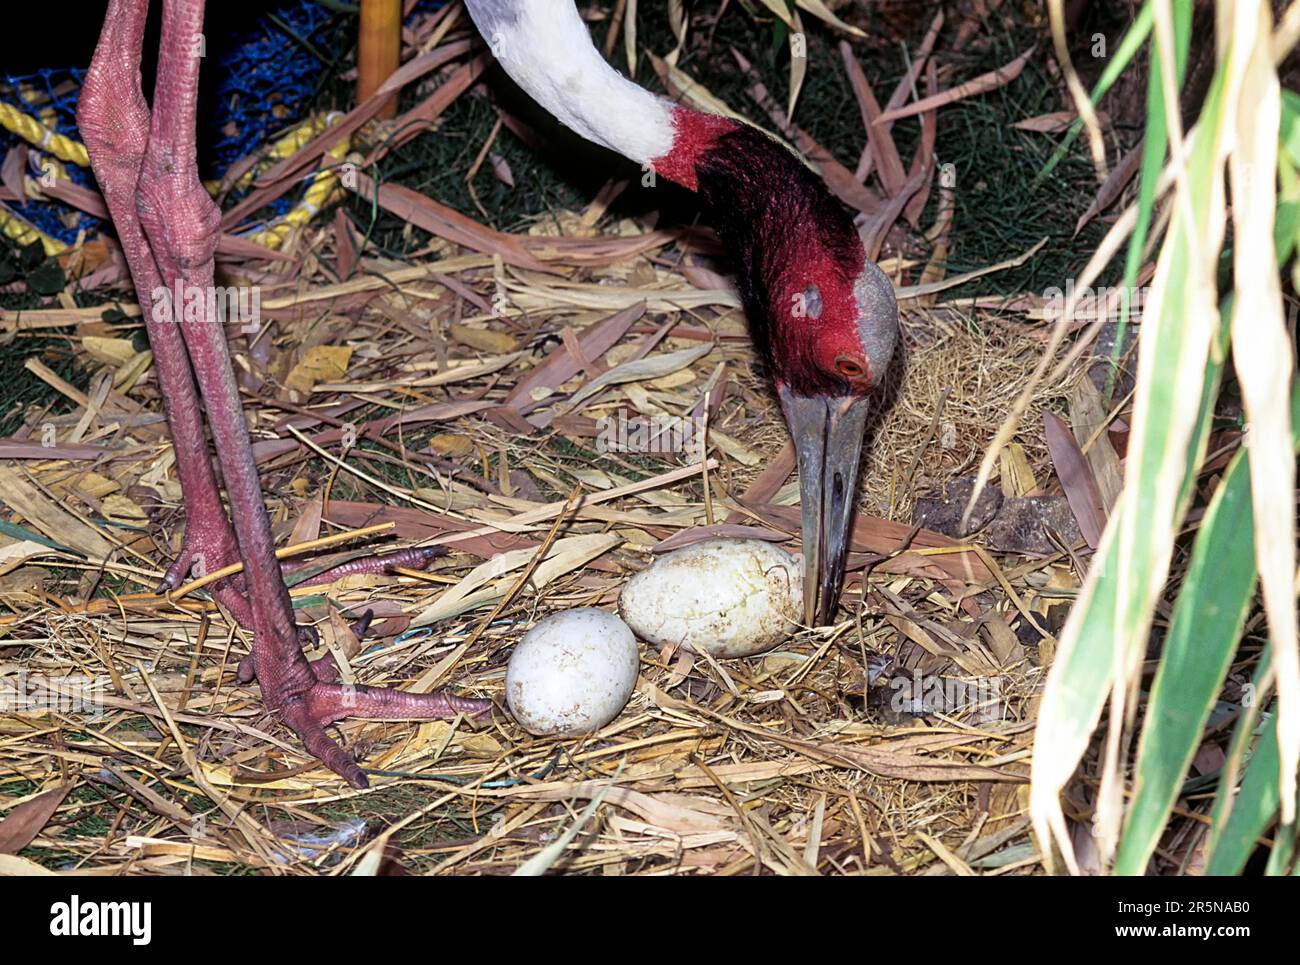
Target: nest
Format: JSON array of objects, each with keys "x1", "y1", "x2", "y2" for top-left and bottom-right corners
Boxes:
[{"x1": 0, "y1": 2, "x2": 1142, "y2": 875}]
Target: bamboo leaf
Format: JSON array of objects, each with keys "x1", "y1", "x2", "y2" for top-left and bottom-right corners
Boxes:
[
  {"x1": 1102, "y1": 0, "x2": 1191, "y2": 400},
  {"x1": 1030, "y1": 38, "x2": 1240, "y2": 867},
  {"x1": 562, "y1": 342, "x2": 715, "y2": 412},
  {"x1": 1205, "y1": 652, "x2": 1279, "y2": 876},
  {"x1": 514, "y1": 763, "x2": 624, "y2": 875},
  {"x1": 1115, "y1": 377, "x2": 1300, "y2": 874},
  {"x1": 1227, "y1": 1, "x2": 1298, "y2": 822},
  {"x1": 409, "y1": 533, "x2": 622, "y2": 626},
  {"x1": 793, "y1": 0, "x2": 864, "y2": 39}
]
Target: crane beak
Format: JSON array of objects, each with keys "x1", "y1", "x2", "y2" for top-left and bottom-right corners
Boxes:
[{"x1": 778, "y1": 387, "x2": 872, "y2": 626}]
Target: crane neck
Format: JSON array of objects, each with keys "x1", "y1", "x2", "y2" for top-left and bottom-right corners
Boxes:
[
  {"x1": 465, "y1": 0, "x2": 677, "y2": 166},
  {"x1": 650, "y1": 108, "x2": 740, "y2": 191},
  {"x1": 465, "y1": 1, "x2": 748, "y2": 192},
  {"x1": 465, "y1": 1, "x2": 877, "y2": 399}
]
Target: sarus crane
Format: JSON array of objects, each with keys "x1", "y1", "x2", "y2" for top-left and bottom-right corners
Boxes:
[{"x1": 76, "y1": 0, "x2": 897, "y2": 786}]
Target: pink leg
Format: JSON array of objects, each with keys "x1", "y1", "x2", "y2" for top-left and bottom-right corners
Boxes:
[
  {"x1": 81, "y1": 0, "x2": 490, "y2": 789},
  {"x1": 77, "y1": 0, "x2": 240, "y2": 594},
  {"x1": 79, "y1": 0, "x2": 430, "y2": 606},
  {"x1": 79, "y1": 0, "x2": 444, "y2": 617}
]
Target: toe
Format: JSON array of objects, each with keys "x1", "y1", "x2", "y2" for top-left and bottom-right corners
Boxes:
[{"x1": 281, "y1": 702, "x2": 368, "y2": 788}]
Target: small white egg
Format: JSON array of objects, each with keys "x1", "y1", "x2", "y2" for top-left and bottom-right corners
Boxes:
[
  {"x1": 505, "y1": 609, "x2": 640, "y2": 736},
  {"x1": 618, "y1": 538, "x2": 803, "y2": 658}
]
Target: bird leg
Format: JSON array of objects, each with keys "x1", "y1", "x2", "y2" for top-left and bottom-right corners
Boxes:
[
  {"x1": 72, "y1": 0, "x2": 443, "y2": 639},
  {"x1": 76, "y1": 0, "x2": 240, "y2": 597},
  {"x1": 80, "y1": 0, "x2": 490, "y2": 789}
]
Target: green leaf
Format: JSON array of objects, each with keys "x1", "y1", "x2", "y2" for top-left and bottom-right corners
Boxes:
[
  {"x1": 1265, "y1": 819, "x2": 1296, "y2": 875},
  {"x1": 1206, "y1": 667, "x2": 1279, "y2": 875},
  {"x1": 771, "y1": 18, "x2": 788, "y2": 58},
  {"x1": 1116, "y1": 375, "x2": 1300, "y2": 873},
  {"x1": 1202, "y1": 384, "x2": 1300, "y2": 877},
  {"x1": 1279, "y1": 100, "x2": 1300, "y2": 265},
  {"x1": 1104, "y1": 0, "x2": 1192, "y2": 401},
  {"x1": 1279, "y1": 89, "x2": 1300, "y2": 168}
]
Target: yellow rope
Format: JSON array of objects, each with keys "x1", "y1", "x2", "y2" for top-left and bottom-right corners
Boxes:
[
  {"x1": 0, "y1": 100, "x2": 89, "y2": 167},
  {"x1": 0, "y1": 102, "x2": 347, "y2": 257},
  {"x1": 235, "y1": 112, "x2": 350, "y2": 250},
  {"x1": 0, "y1": 96, "x2": 83, "y2": 253},
  {"x1": 0, "y1": 203, "x2": 67, "y2": 256}
]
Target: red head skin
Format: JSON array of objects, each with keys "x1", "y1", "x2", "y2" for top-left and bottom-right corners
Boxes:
[{"x1": 649, "y1": 106, "x2": 894, "y2": 399}]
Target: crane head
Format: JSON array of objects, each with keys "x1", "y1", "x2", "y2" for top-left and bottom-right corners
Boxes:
[
  {"x1": 771, "y1": 251, "x2": 897, "y2": 627},
  {"x1": 690, "y1": 119, "x2": 899, "y2": 626},
  {"x1": 776, "y1": 273, "x2": 897, "y2": 628}
]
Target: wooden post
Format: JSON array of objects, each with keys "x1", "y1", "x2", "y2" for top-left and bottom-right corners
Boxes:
[{"x1": 358, "y1": 0, "x2": 402, "y2": 119}]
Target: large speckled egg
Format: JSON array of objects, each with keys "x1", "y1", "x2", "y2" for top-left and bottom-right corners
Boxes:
[
  {"x1": 505, "y1": 609, "x2": 640, "y2": 736},
  {"x1": 618, "y1": 539, "x2": 803, "y2": 658}
]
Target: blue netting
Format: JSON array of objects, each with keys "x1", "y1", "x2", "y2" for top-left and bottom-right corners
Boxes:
[
  {"x1": 208, "y1": 0, "x2": 448, "y2": 227},
  {"x1": 0, "y1": 66, "x2": 100, "y2": 246},
  {"x1": 205, "y1": 0, "x2": 349, "y2": 223},
  {"x1": 1, "y1": 0, "x2": 447, "y2": 248}
]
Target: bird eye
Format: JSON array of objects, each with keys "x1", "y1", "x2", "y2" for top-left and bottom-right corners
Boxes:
[{"x1": 835, "y1": 355, "x2": 866, "y2": 379}]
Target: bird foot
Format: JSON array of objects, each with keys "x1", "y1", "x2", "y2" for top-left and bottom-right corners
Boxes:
[
  {"x1": 233, "y1": 580, "x2": 492, "y2": 789},
  {"x1": 244, "y1": 619, "x2": 493, "y2": 788},
  {"x1": 158, "y1": 521, "x2": 486, "y2": 787},
  {"x1": 271, "y1": 673, "x2": 493, "y2": 789}
]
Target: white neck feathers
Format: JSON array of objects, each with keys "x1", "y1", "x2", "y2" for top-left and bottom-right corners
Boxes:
[{"x1": 465, "y1": 0, "x2": 676, "y2": 166}]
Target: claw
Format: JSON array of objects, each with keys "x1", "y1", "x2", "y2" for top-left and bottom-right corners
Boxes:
[{"x1": 353, "y1": 609, "x2": 376, "y2": 642}]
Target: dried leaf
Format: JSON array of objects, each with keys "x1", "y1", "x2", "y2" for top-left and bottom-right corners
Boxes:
[
  {"x1": 410, "y1": 532, "x2": 623, "y2": 626},
  {"x1": 1043, "y1": 411, "x2": 1105, "y2": 548},
  {"x1": 449, "y1": 322, "x2": 518, "y2": 353},
  {"x1": 0, "y1": 784, "x2": 72, "y2": 854},
  {"x1": 102, "y1": 493, "x2": 147, "y2": 522},
  {"x1": 285, "y1": 345, "x2": 352, "y2": 396},
  {"x1": 876, "y1": 47, "x2": 1037, "y2": 125},
  {"x1": 81, "y1": 335, "x2": 136, "y2": 367},
  {"x1": 0, "y1": 465, "x2": 112, "y2": 557},
  {"x1": 0, "y1": 546, "x2": 48, "y2": 583},
  {"x1": 563, "y1": 343, "x2": 714, "y2": 413},
  {"x1": 429, "y1": 433, "x2": 475, "y2": 458},
  {"x1": 489, "y1": 153, "x2": 515, "y2": 188}
]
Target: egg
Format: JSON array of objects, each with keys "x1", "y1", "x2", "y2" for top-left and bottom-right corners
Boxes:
[
  {"x1": 505, "y1": 609, "x2": 640, "y2": 736},
  {"x1": 618, "y1": 538, "x2": 803, "y2": 658}
]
